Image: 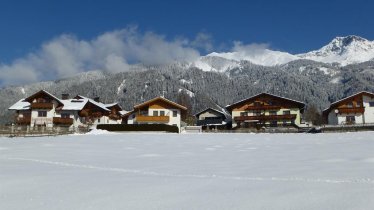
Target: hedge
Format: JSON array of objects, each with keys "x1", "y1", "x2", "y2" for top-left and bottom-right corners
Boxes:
[{"x1": 97, "y1": 124, "x2": 179, "y2": 133}]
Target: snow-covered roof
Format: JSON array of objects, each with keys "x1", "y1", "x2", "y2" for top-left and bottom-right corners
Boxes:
[
  {"x1": 8, "y1": 99, "x2": 31, "y2": 110},
  {"x1": 226, "y1": 92, "x2": 305, "y2": 110},
  {"x1": 77, "y1": 95, "x2": 110, "y2": 111},
  {"x1": 25, "y1": 90, "x2": 63, "y2": 105},
  {"x1": 60, "y1": 98, "x2": 88, "y2": 110},
  {"x1": 119, "y1": 110, "x2": 130, "y2": 116}
]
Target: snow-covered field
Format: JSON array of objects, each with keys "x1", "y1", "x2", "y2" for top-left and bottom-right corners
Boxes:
[{"x1": 1, "y1": 132, "x2": 374, "y2": 210}]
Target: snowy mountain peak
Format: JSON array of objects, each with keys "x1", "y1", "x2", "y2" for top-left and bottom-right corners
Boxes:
[
  {"x1": 297, "y1": 35, "x2": 374, "y2": 65},
  {"x1": 193, "y1": 35, "x2": 374, "y2": 72}
]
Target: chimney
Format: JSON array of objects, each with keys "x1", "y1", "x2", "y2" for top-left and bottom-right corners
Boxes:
[
  {"x1": 61, "y1": 93, "x2": 69, "y2": 100},
  {"x1": 94, "y1": 97, "x2": 100, "y2": 102}
]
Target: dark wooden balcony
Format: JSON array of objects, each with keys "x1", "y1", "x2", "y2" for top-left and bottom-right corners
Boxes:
[
  {"x1": 53, "y1": 117, "x2": 74, "y2": 125},
  {"x1": 31, "y1": 102, "x2": 53, "y2": 109},
  {"x1": 337, "y1": 107, "x2": 365, "y2": 114},
  {"x1": 234, "y1": 114, "x2": 297, "y2": 122},
  {"x1": 245, "y1": 105, "x2": 281, "y2": 111},
  {"x1": 16, "y1": 117, "x2": 31, "y2": 125},
  {"x1": 136, "y1": 115, "x2": 169, "y2": 123},
  {"x1": 197, "y1": 118, "x2": 224, "y2": 126}
]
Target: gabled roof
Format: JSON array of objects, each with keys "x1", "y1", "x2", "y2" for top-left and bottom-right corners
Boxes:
[
  {"x1": 60, "y1": 98, "x2": 88, "y2": 110},
  {"x1": 194, "y1": 108, "x2": 226, "y2": 117},
  {"x1": 76, "y1": 95, "x2": 110, "y2": 111},
  {"x1": 105, "y1": 103, "x2": 123, "y2": 111},
  {"x1": 134, "y1": 96, "x2": 187, "y2": 110},
  {"x1": 322, "y1": 91, "x2": 374, "y2": 113},
  {"x1": 24, "y1": 90, "x2": 63, "y2": 106},
  {"x1": 226, "y1": 92, "x2": 305, "y2": 111},
  {"x1": 8, "y1": 99, "x2": 31, "y2": 110}
]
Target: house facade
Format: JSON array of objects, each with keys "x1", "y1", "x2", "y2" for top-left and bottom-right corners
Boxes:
[
  {"x1": 323, "y1": 91, "x2": 374, "y2": 125},
  {"x1": 8, "y1": 90, "x2": 123, "y2": 128},
  {"x1": 194, "y1": 108, "x2": 230, "y2": 129},
  {"x1": 226, "y1": 93, "x2": 305, "y2": 128},
  {"x1": 122, "y1": 96, "x2": 187, "y2": 132}
]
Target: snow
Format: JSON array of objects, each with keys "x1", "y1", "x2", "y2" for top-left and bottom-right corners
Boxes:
[
  {"x1": 1, "y1": 132, "x2": 374, "y2": 210},
  {"x1": 8, "y1": 99, "x2": 30, "y2": 110},
  {"x1": 85, "y1": 128, "x2": 116, "y2": 135},
  {"x1": 330, "y1": 77, "x2": 342, "y2": 84},
  {"x1": 206, "y1": 49, "x2": 298, "y2": 66},
  {"x1": 297, "y1": 35, "x2": 374, "y2": 66},
  {"x1": 179, "y1": 79, "x2": 193, "y2": 85},
  {"x1": 60, "y1": 98, "x2": 88, "y2": 110},
  {"x1": 193, "y1": 36, "x2": 374, "y2": 69},
  {"x1": 117, "y1": 79, "x2": 126, "y2": 95},
  {"x1": 178, "y1": 88, "x2": 195, "y2": 97}
]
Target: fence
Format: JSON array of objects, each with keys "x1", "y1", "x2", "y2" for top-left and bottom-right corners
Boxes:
[{"x1": 0, "y1": 125, "x2": 90, "y2": 137}]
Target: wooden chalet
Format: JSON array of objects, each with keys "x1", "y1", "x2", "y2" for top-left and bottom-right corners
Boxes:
[
  {"x1": 9, "y1": 90, "x2": 123, "y2": 128},
  {"x1": 194, "y1": 108, "x2": 230, "y2": 129},
  {"x1": 226, "y1": 93, "x2": 305, "y2": 129},
  {"x1": 122, "y1": 96, "x2": 187, "y2": 132},
  {"x1": 323, "y1": 91, "x2": 374, "y2": 125}
]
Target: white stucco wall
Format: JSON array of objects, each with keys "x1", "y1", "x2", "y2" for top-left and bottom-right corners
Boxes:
[
  {"x1": 148, "y1": 108, "x2": 181, "y2": 131},
  {"x1": 198, "y1": 111, "x2": 222, "y2": 120},
  {"x1": 363, "y1": 95, "x2": 374, "y2": 123}
]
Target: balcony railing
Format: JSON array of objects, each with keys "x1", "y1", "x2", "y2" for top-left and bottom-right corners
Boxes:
[
  {"x1": 197, "y1": 118, "x2": 224, "y2": 126},
  {"x1": 136, "y1": 115, "x2": 170, "y2": 123},
  {"x1": 16, "y1": 117, "x2": 31, "y2": 125},
  {"x1": 31, "y1": 103, "x2": 53, "y2": 109},
  {"x1": 53, "y1": 117, "x2": 74, "y2": 125},
  {"x1": 234, "y1": 114, "x2": 297, "y2": 122},
  {"x1": 337, "y1": 107, "x2": 365, "y2": 114},
  {"x1": 244, "y1": 105, "x2": 281, "y2": 111}
]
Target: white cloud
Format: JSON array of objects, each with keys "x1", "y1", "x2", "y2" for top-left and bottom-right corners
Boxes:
[{"x1": 0, "y1": 26, "x2": 201, "y2": 86}]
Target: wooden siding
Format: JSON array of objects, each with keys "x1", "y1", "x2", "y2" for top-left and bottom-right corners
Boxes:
[
  {"x1": 53, "y1": 117, "x2": 74, "y2": 125},
  {"x1": 234, "y1": 114, "x2": 297, "y2": 122},
  {"x1": 31, "y1": 103, "x2": 53, "y2": 109},
  {"x1": 136, "y1": 115, "x2": 170, "y2": 123}
]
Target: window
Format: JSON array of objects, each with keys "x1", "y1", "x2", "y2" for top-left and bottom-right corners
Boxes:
[
  {"x1": 270, "y1": 121, "x2": 278, "y2": 127},
  {"x1": 97, "y1": 118, "x2": 100, "y2": 123},
  {"x1": 254, "y1": 111, "x2": 261, "y2": 116},
  {"x1": 61, "y1": 113, "x2": 70, "y2": 118},
  {"x1": 173, "y1": 111, "x2": 178, "y2": 117},
  {"x1": 160, "y1": 111, "x2": 165, "y2": 116},
  {"x1": 357, "y1": 101, "x2": 362, "y2": 107},
  {"x1": 346, "y1": 116, "x2": 355, "y2": 124},
  {"x1": 240, "y1": 112, "x2": 248, "y2": 116},
  {"x1": 38, "y1": 111, "x2": 47, "y2": 117},
  {"x1": 269, "y1": 111, "x2": 277, "y2": 116},
  {"x1": 153, "y1": 111, "x2": 158, "y2": 116},
  {"x1": 369, "y1": 102, "x2": 374, "y2": 107},
  {"x1": 283, "y1": 110, "x2": 291, "y2": 115},
  {"x1": 282, "y1": 120, "x2": 288, "y2": 125},
  {"x1": 347, "y1": 102, "x2": 353, "y2": 108}
]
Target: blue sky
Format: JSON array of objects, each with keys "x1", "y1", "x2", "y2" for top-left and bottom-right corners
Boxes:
[{"x1": 0, "y1": 0, "x2": 373, "y2": 85}]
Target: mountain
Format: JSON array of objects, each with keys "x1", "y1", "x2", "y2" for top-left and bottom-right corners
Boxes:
[
  {"x1": 297, "y1": 35, "x2": 374, "y2": 65},
  {"x1": 2, "y1": 35, "x2": 374, "y2": 124},
  {"x1": 197, "y1": 35, "x2": 374, "y2": 68},
  {"x1": 199, "y1": 49, "x2": 298, "y2": 67}
]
